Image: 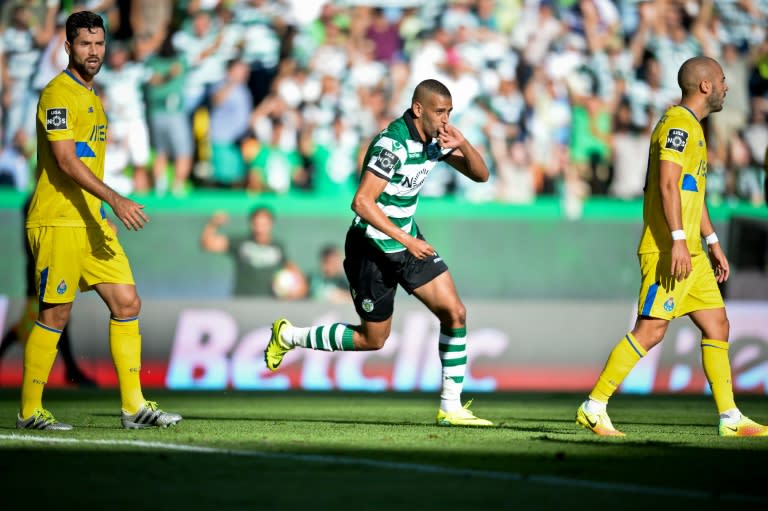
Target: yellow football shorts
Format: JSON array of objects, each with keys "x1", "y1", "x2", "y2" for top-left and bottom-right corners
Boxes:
[
  {"x1": 26, "y1": 224, "x2": 135, "y2": 304},
  {"x1": 637, "y1": 251, "x2": 724, "y2": 320}
]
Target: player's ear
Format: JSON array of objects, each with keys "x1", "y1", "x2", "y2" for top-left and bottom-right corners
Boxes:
[
  {"x1": 64, "y1": 40, "x2": 71, "y2": 56},
  {"x1": 412, "y1": 102, "x2": 422, "y2": 118}
]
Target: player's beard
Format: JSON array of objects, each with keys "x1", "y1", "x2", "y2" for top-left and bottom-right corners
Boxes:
[
  {"x1": 71, "y1": 56, "x2": 103, "y2": 82},
  {"x1": 708, "y1": 90, "x2": 725, "y2": 113}
]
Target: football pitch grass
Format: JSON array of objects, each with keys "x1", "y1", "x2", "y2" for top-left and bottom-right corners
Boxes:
[{"x1": 0, "y1": 390, "x2": 765, "y2": 510}]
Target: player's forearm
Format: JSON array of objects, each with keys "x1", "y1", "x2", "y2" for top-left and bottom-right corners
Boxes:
[
  {"x1": 453, "y1": 141, "x2": 490, "y2": 183},
  {"x1": 351, "y1": 196, "x2": 412, "y2": 247},
  {"x1": 700, "y1": 203, "x2": 716, "y2": 238},
  {"x1": 57, "y1": 152, "x2": 120, "y2": 207},
  {"x1": 660, "y1": 180, "x2": 684, "y2": 233}
]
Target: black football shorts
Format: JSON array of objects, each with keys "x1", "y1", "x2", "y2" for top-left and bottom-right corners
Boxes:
[{"x1": 343, "y1": 226, "x2": 448, "y2": 322}]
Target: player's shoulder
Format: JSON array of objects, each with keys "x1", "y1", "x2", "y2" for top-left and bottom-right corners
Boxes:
[
  {"x1": 660, "y1": 106, "x2": 700, "y2": 130},
  {"x1": 41, "y1": 72, "x2": 82, "y2": 101},
  {"x1": 371, "y1": 117, "x2": 409, "y2": 153},
  {"x1": 655, "y1": 106, "x2": 700, "y2": 154}
]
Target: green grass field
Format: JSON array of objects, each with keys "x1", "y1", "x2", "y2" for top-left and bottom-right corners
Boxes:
[{"x1": 0, "y1": 389, "x2": 766, "y2": 510}]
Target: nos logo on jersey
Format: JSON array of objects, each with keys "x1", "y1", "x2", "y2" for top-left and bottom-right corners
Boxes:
[
  {"x1": 46, "y1": 108, "x2": 68, "y2": 131},
  {"x1": 665, "y1": 129, "x2": 688, "y2": 152},
  {"x1": 372, "y1": 149, "x2": 399, "y2": 176}
]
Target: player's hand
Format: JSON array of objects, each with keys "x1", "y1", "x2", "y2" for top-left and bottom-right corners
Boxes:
[
  {"x1": 708, "y1": 243, "x2": 730, "y2": 283},
  {"x1": 111, "y1": 196, "x2": 148, "y2": 231},
  {"x1": 405, "y1": 236, "x2": 437, "y2": 260},
  {"x1": 670, "y1": 240, "x2": 691, "y2": 281},
  {"x1": 436, "y1": 124, "x2": 465, "y2": 150}
]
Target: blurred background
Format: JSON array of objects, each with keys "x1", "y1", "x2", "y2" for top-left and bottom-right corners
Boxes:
[{"x1": 0, "y1": 0, "x2": 766, "y2": 395}]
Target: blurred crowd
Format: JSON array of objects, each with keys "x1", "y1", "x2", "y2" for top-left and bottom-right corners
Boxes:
[{"x1": 1, "y1": 0, "x2": 767, "y2": 207}]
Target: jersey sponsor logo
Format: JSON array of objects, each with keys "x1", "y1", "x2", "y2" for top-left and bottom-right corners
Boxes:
[
  {"x1": 46, "y1": 108, "x2": 68, "y2": 131},
  {"x1": 89, "y1": 124, "x2": 107, "y2": 142},
  {"x1": 665, "y1": 128, "x2": 688, "y2": 152},
  {"x1": 663, "y1": 297, "x2": 675, "y2": 312},
  {"x1": 401, "y1": 167, "x2": 430, "y2": 189},
  {"x1": 372, "y1": 148, "x2": 399, "y2": 175}
]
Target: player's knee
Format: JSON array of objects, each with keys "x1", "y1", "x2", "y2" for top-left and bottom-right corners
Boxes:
[
  {"x1": 356, "y1": 333, "x2": 389, "y2": 351},
  {"x1": 39, "y1": 302, "x2": 73, "y2": 330},
  {"x1": 112, "y1": 293, "x2": 141, "y2": 319},
  {"x1": 712, "y1": 316, "x2": 730, "y2": 341},
  {"x1": 357, "y1": 324, "x2": 390, "y2": 350},
  {"x1": 438, "y1": 302, "x2": 466, "y2": 327}
]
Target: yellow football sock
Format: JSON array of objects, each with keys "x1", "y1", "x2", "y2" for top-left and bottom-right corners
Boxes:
[
  {"x1": 701, "y1": 338, "x2": 737, "y2": 414},
  {"x1": 20, "y1": 322, "x2": 61, "y2": 418},
  {"x1": 110, "y1": 317, "x2": 145, "y2": 414},
  {"x1": 589, "y1": 333, "x2": 647, "y2": 403}
]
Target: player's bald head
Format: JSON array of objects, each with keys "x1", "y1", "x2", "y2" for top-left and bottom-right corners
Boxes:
[
  {"x1": 677, "y1": 56, "x2": 721, "y2": 97},
  {"x1": 412, "y1": 79, "x2": 451, "y2": 105}
]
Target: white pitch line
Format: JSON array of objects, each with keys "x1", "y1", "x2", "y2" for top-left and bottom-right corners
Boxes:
[{"x1": 1, "y1": 433, "x2": 764, "y2": 503}]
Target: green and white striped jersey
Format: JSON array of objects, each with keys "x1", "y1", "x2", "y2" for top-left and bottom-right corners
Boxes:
[{"x1": 351, "y1": 110, "x2": 453, "y2": 253}]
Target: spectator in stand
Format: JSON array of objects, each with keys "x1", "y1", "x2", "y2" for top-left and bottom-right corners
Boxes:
[
  {"x1": 247, "y1": 116, "x2": 306, "y2": 194},
  {"x1": 524, "y1": 65, "x2": 571, "y2": 196},
  {"x1": 143, "y1": 33, "x2": 194, "y2": 195},
  {"x1": 626, "y1": 52, "x2": 678, "y2": 130},
  {"x1": 714, "y1": 0, "x2": 768, "y2": 50},
  {"x1": 1, "y1": 2, "x2": 57, "y2": 146},
  {"x1": 128, "y1": 0, "x2": 173, "y2": 59},
  {"x1": 567, "y1": 68, "x2": 614, "y2": 196},
  {"x1": 441, "y1": 0, "x2": 479, "y2": 35},
  {"x1": 365, "y1": 7, "x2": 403, "y2": 64},
  {"x1": 309, "y1": 244, "x2": 351, "y2": 304},
  {"x1": 302, "y1": 113, "x2": 361, "y2": 199},
  {"x1": 236, "y1": 0, "x2": 286, "y2": 107},
  {"x1": 172, "y1": 8, "x2": 224, "y2": 114},
  {"x1": 629, "y1": 0, "x2": 708, "y2": 96},
  {"x1": 609, "y1": 99, "x2": 650, "y2": 200},
  {"x1": 0, "y1": 129, "x2": 33, "y2": 191},
  {"x1": 710, "y1": 42, "x2": 752, "y2": 199},
  {"x1": 208, "y1": 58, "x2": 253, "y2": 188},
  {"x1": 96, "y1": 40, "x2": 152, "y2": 194},
  {"x1": 200, "y1": 206, "x2": 307, "y2": 299},
  {"x1": 30, "y1": 12, "x2": 67, "y2": 97}
]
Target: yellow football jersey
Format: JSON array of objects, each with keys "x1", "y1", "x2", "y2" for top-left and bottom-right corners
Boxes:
[
  {"x1": 27, "y1": 70, "x2": 108, "y2": 229},
  {"x1": 637, "y1": 105, "x2": 707, "y2": 256}
]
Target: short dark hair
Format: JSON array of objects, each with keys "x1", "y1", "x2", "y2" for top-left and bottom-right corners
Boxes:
[
  {"x1": 412, "y1": 79, "x2": 451, "y2": 104},
  {"x1": 66, "y1": 11, "x2": 105, "y2": 44},
  {"x1": 249, "y1": 206, "x2": 274, "y2": 221},
  {"x1": 320, "y1": 245, "x2": 340, "y2": 260}
]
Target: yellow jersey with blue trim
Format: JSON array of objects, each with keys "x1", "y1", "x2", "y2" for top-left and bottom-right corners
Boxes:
[
  {"x1": 27, "y1": 70, "x2": 108, "y2": 228},
  {"x1": 637, "y1": 105, "x2": 707, "y2": 256}
]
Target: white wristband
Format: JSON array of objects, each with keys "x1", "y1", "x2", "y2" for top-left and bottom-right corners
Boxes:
[
  {"x1": 705, "y1": 232, "x2": 719, "y2": 245},
  {"x1": 671, "y1": 230, "x2": 686, "y2": 241}
]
